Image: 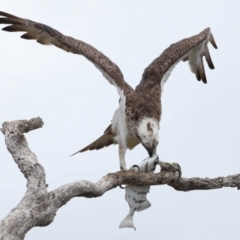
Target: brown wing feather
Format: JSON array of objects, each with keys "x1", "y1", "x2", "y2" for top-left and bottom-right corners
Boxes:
[
  {"x1": 0, "y1": 11, "x2": 133, "y2": 92},
  {"x1": 71, "y1": 125, "x2": 115, "y2": 156},
  {"x1": 204, "y1": 45, "x2": 214, "y2": 69},
  {"x1": 136, "y1": 28, "x2": 217, "y2": 94}
]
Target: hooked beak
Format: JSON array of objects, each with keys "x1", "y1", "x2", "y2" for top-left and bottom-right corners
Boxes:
[
  {"x1": 147, "y1": 148, "x2": 153, "y2": 157},
  {"x1": 143, "y1": 144, "x2": 154, "y2": 157}
]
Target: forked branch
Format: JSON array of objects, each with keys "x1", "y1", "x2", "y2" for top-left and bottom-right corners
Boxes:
[{"x1": 0, "y1": 117, "x2": 239, "y2": 240}]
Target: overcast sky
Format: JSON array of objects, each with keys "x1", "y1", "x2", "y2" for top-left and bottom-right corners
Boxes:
[{"x1": 1, "y1": 1, "x2": 240, "y2": 240}]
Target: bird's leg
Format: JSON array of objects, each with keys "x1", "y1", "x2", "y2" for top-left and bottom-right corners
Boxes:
[
  {"x1": 159, "y1": 160, "x2": 182, "y2": 177},
  {"x1": 119, "y1": 163, "x2": 140, "y2": 190},
  {"x1": 113, "y1": 136, "x2": 128, "y2": 189},
  {"x1": 119, "y1": 141, "x2": 127, "y2": 171}
]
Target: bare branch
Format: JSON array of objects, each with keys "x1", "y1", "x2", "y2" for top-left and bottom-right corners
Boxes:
[
  {"x1": 1, "y1": 117, "x2": 46, "y2": 191},
  {"x1": 1, "y1": 117, "x2": 44, "y2": 134},
  {"x1": 0, "y1": 117, "x2": 240, "y2": 239},
  {"x1": 169, "y1": 174, "x2": 240, "y2": 191},
  {"x1": 0, "y1": 117, "x2": 49, "y2": 240},
  {"x1": 49, "y1": 171, "x2": 240, "y2": 209}
]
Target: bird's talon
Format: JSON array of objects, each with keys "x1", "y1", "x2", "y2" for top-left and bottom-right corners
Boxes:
[
  {"x1": 131, "y1": 164, "x2": 140, "y2": 172},
  {"x1": 159, "y1": 161, "x2": 182, "y2": 178},
  {"x1": 120, "y1": 166, "x2": 126, "y2": 171}
]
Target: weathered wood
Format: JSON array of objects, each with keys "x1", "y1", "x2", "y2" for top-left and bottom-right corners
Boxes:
[{"x1": 0, "y1": 117, "x2": 239, "y2": 239}]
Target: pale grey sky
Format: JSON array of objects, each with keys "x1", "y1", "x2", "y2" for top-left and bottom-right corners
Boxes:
[{"x1": 1, "y1": 1, "x2": 240, "y2": 240}]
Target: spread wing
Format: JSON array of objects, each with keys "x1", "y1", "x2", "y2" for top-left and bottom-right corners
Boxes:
[
  {"x1": 136, "y1": 28, "x2": 217, "y2": 94},
  {"x1": 0, "y1": 11, "x2": 133, "y2": 94}
]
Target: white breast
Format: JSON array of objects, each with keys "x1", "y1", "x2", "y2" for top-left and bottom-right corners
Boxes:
[{"x1": 111, "y1": 90, "x2": 130, "y2": 143}]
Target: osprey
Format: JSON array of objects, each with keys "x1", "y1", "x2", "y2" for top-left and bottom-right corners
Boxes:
[{"x1": 0, "y1": 11, "x2": 217, "y2": 170}]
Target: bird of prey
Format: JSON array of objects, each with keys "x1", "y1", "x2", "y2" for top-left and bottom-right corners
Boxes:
[{"x1": 0, "y1": 11, "x2": 217, "y2": 170}]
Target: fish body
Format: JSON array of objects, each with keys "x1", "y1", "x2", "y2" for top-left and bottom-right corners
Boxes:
[{"x1": 119, "y1": 155, "x2": 159, "y2": 230}]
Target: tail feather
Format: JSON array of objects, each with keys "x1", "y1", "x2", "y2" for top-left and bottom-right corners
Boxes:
[
  {"x1": 119, "y1": 214, "x2": 136, "y2": 230},
  {"x1": 80, "y1": 133, "x2": 114, "y2": 152},
  {"x1": 71, "y1": 124, "x2": 114, "y2": 156}
]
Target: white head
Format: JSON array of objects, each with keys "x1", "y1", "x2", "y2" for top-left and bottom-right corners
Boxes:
[{"x1": 136, "y1": 118, "x2": 159, "y2": 157}]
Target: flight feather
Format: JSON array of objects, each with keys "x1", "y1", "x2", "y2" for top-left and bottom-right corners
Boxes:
[
  {"x1": 136, "y1": 28, "x2": 218, "y2": 95},
  {"x1": 0, "y1": 11, "x2": 133, "y2": 93}
]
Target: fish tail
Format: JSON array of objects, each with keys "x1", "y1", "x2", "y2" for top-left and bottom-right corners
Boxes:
[{"x1": 119, "y1": 213, "x2": 136, "y2": 230}]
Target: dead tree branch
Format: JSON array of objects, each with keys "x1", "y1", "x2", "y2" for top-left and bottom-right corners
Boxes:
[{"x1": 0, "y1": 117, "x2": 239, "y2": 239}]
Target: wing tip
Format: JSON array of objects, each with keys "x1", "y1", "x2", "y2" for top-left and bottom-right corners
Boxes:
[
  {"x1": 0, "y1": 11, "x2": 21, "y2": 20},
  {"x1": 21, "y1": 33, "x2": 32, "y2": 40},
  {"x1": 2, "y1": 26, "x2": 10, "y2": 32},
  {"x1": 209, "y1": 32, "x2": 218, "y2": 49},
  {"x1": 207, "y1": 59, "x2": 215, "y2": 70},
  {"x1": 195, "y1": 68, "x2": 207, "y2": 84}
]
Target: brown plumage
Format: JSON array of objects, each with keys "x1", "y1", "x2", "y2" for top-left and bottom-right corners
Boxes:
[
  {"x1": 0, "y1": 11, "x2": 218, "y2": 170},
  {"x1": 74, "y1": 125, "x2": 115, "y2": 154}
]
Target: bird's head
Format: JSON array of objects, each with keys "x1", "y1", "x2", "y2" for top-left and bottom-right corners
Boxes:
[{"x1": 137, "y1": 118, "x2": 159, "y2": 157}]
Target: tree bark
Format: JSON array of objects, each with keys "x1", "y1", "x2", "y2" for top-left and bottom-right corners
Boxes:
[{"x1": 0, "y1": 117, "x2": 239, "y2": 239}]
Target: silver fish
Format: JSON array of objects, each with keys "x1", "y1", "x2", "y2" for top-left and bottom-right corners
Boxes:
[{"x1": 119, "y1": 155, "x2": 159, "y2": 230}]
